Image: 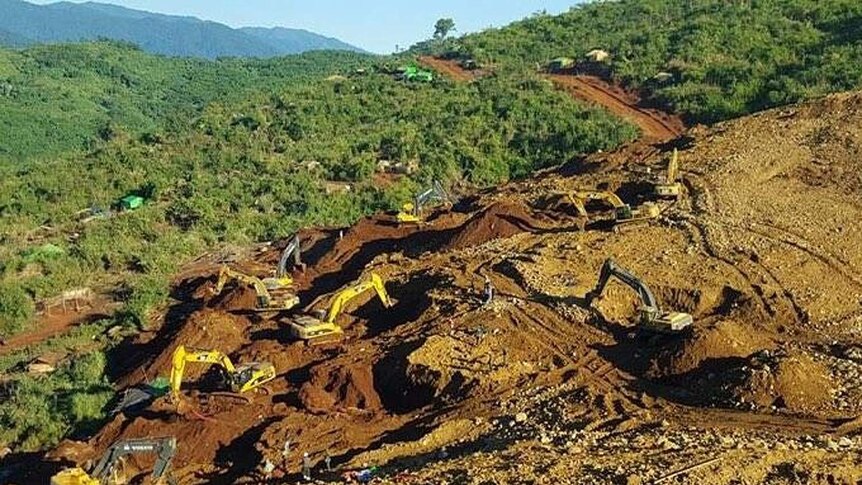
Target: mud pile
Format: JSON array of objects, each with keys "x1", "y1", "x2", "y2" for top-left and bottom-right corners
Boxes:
[
  {"x1": 443, "y1": 201, "x2": 547, "y2": 251},
  {"x1": 299, "y1": 364, "x2": 382, "y2": 413}
]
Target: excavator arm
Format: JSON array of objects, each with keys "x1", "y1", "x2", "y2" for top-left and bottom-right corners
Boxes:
[
  {"x1": 170, "y1": 345, "x2": 236, "y2": 398},
  {"x1": 666, "y1": 148, "x2": 679, "y2": 184},
  {"x1": 325, "y1": 273, "x2": 393, "y2": 324},
  {"x1": 399, "y1": 180, "x2": 450, "y2": 222},
  {"x1": 52, "y1": 437, "x2": 177, "y2": 485},
  {"x1": 586, "y1": 258, "x2": 660, "y2": 314},
  {"x1": 276, "y1": 235, "x2": 301, "y2": 281},
  {"x1": 214, "y1": 265, "x2": 298, "y2": 311},
  {"x1": 585, "y1": 258, "x2": 692, "y2": 333},
  {"x1": 91, "y1": 437, "x2": 177, "y2": 483}
]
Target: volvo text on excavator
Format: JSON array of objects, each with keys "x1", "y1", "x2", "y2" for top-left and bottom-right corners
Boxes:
[
  {"x1": 654, "y1": 148, "x2": 683, "y2": 199},
  {"x1": 397, "y1": 180, "x2": 451, "y2": 224},
  {"x1": 51, "y1": 437, "x2": 177, "y2": 485},
  {"x1": 213, "y1": 265, "x2": 299, "y2": 312},
  {"x1": 170, "y1": 345, "x2": 276, "y2": 401},
  {"x1": 286, "y1": 273, "x2": 393, "y2": 344},
  {"x1": 585, "y1": 258, "x2": 693, "y2": 334}
]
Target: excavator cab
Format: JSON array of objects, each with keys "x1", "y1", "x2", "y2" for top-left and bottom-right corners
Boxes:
[
  {"x1": 586, "y1": 258, "x2": 692, "y2": 334},
  {"x1": 51, "y1": 437, "x2": 177, "y2": 485},
  {"x1": 286, "y1": 273, "x2": 393, "y2": 345}
]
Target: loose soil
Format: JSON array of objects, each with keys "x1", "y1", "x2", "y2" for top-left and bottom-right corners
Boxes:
[{"x1": 6, "y1": 92, "x2": 862, "y2": 484}]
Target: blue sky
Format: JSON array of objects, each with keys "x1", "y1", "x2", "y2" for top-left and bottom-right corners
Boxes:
[{"x1": 28, "y1": 0, "x2": 583, "y2": 53}]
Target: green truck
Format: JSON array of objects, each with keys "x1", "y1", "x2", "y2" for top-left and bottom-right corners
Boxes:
[
  {"x1": 120, "y1": 195, "x2": 145, "y2": 211},
  {"x1": 399, "y1": 65, "x2": 434, "y2": 83}
]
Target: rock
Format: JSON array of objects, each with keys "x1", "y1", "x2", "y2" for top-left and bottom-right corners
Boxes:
[
  {"x1": 838, "y1": 437, "x2": 853, "y2": 448},
  {"x1": 515, "y1": 412, "x2": 528, "y2": 423},
  {"x1": 626, "y1": 475, "x2": 643, "y2": 485}
]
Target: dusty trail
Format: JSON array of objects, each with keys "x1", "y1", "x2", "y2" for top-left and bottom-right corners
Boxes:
[
  {"x1": 547, "y1": 74, "x2": 684, "y2": 141},
  {"x1": 0, "y1": 296, "x2": 118, "y2": 355},
  {"x1": 417, "y1": 56, "x2": 477, "y2": 82}
]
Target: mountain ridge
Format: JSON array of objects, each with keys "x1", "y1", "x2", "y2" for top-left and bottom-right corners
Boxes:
[{"x1": 0, "y1": 0, "x2": 365, "y2": 58}]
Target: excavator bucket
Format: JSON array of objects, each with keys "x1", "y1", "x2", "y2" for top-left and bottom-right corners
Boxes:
[{"x1": 50, "y1": 468, "x2": 99, "y2": 485}]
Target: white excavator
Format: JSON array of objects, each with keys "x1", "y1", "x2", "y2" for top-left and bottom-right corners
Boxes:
[
  {"x1": 396, "y1": 180, "x2": 451, "y2": 224},
  {"x1": 585, "y1": 258, "x2": 692, "y2": 334}
]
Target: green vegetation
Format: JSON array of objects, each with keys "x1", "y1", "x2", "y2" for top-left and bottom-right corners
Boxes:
[
  {"x1": 4, "y1": 0, "x2": 862, "y2": 454},
  {"x1": 0, "y1": 41, "x2": 372, "y2": 160},
  {"x1": 0, "y1": 41, "x2": 636, "y2": 338},
  {"x1": 0, "y1": 350, "x2": 114, "y2": 450},
  {"x1": 428, "y1": 0, "x2": 862, "y2": 123}
]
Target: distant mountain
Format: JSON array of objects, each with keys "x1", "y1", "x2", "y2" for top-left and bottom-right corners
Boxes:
[
  {"x1": 0, "y1": 0, "x2": 365, "y2": 58},
  {"x1": 0, "y1": 28, "x2": 31, "y2": 47},
  {"x1": 240, "y1": 27, "x2": 361, "y2": 55}
]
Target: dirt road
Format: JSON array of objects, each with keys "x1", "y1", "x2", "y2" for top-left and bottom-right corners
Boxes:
[
  {"x1": 417, "y1": 56, "x2": 477, "y2": 83},
  {"x1": 0, "y1": 297, "x2": 117, "y2": 355},
  {"x1": 417, "y1": 55, "x2": 683, "y2": 142},
  {"x1": 547, "y1": 74, "x2": 684, "y2": 141}
]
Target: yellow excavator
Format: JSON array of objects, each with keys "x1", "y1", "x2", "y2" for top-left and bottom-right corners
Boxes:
[
  {"x1": 286, "y1": 273, "x2": 393, "y2": 344},
  {"x1": 654, "y1": 148, "x2": 683, "y2": 199},
  {"x1": 51, "y1": 437, "x2": 177, "y2": 485},
  {"x1": 571, "y1": 190, "x2": 660, "y2": 224},
  {"x1": 396, "y1": 180, "x2": 451, "y2": 225},
  {"x1": 170, "y1": 345, "x2": 276, "y2": 401},
  {"x1": 585, "y1": 258, "x2": 693, "y2": 334},
  {"x1": 213, "y1": 265, "x2": 299, "y2": 312}
]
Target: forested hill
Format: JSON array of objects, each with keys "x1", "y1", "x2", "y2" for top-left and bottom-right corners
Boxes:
[
  {"x1": 429, "y1": 0, "x2": 862, "y2": 123},
  {"x1": 0, "y1": 0, "x2": 364, "y2": 58},
  {"x1": 0, "y1": 43, "x2": 372, "y2": 160}
]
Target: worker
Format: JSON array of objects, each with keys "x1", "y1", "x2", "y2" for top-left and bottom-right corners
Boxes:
[
  {"x1": 325, "y1": 453, "x2": 332, "y2": 472},
  {"x1": 302, "y1": 452, "x2": 312, "y2": 481},
  {"x1": 261, "y1": 458, "x2": 275, "y2": 479},
  {"x1": 282, "y1": 439, "x2": 291, "y2": 459},
  {"x1": 482, "y1": 276, "x2": 495, "y2": 306}
]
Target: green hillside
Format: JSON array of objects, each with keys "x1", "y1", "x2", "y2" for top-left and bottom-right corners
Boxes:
[
  {"x1": 3, "y1": 0, "x2": 862, "y2": 452},
  {"x1": 0, "y1": 41, "x2": 371, "y2": 160},
  {"x1": 433, "y1": 0, "x2": 862, "y2": 123}
]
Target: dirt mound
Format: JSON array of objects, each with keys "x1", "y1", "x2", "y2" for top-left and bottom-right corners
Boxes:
[
  {"x1": 299, "y1": 363, "x2": 382, "y2": 413},
  {"x1": 142, "y1": 308, "x2": 249, "y2": 384},
  {"x1": 443, "y1": 201, "x2": 544, "y2": 251},
  {"x1": 648, "y1": 319, "x2": 774, "y2": 378},
  {"x1": 731, "y1": 350, "x2": 834, "y2": 413}
]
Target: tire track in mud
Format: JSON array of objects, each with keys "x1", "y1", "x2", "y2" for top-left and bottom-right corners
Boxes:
[
  {"x1": 683, "y1": 174, "x2": 807, "y2": 326},
  {"x1": 510, "y1": 305, "x2": 647, "y2": 417}
]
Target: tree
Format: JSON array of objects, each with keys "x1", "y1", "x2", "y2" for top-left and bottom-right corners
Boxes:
[{"x1": 434, "y1": 18, "x2": 456, "y2": 40}]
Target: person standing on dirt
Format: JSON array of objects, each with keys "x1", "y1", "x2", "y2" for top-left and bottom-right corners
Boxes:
[
  {"x1": 483, "y1": 275, "x2": 495, "y2": 306},
  {"x1": 324, "y1": 453, "x2": 332, "y2": 472},
  {"x1": 302, "y1": 452, "x2": 312, "y2": 481}
]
